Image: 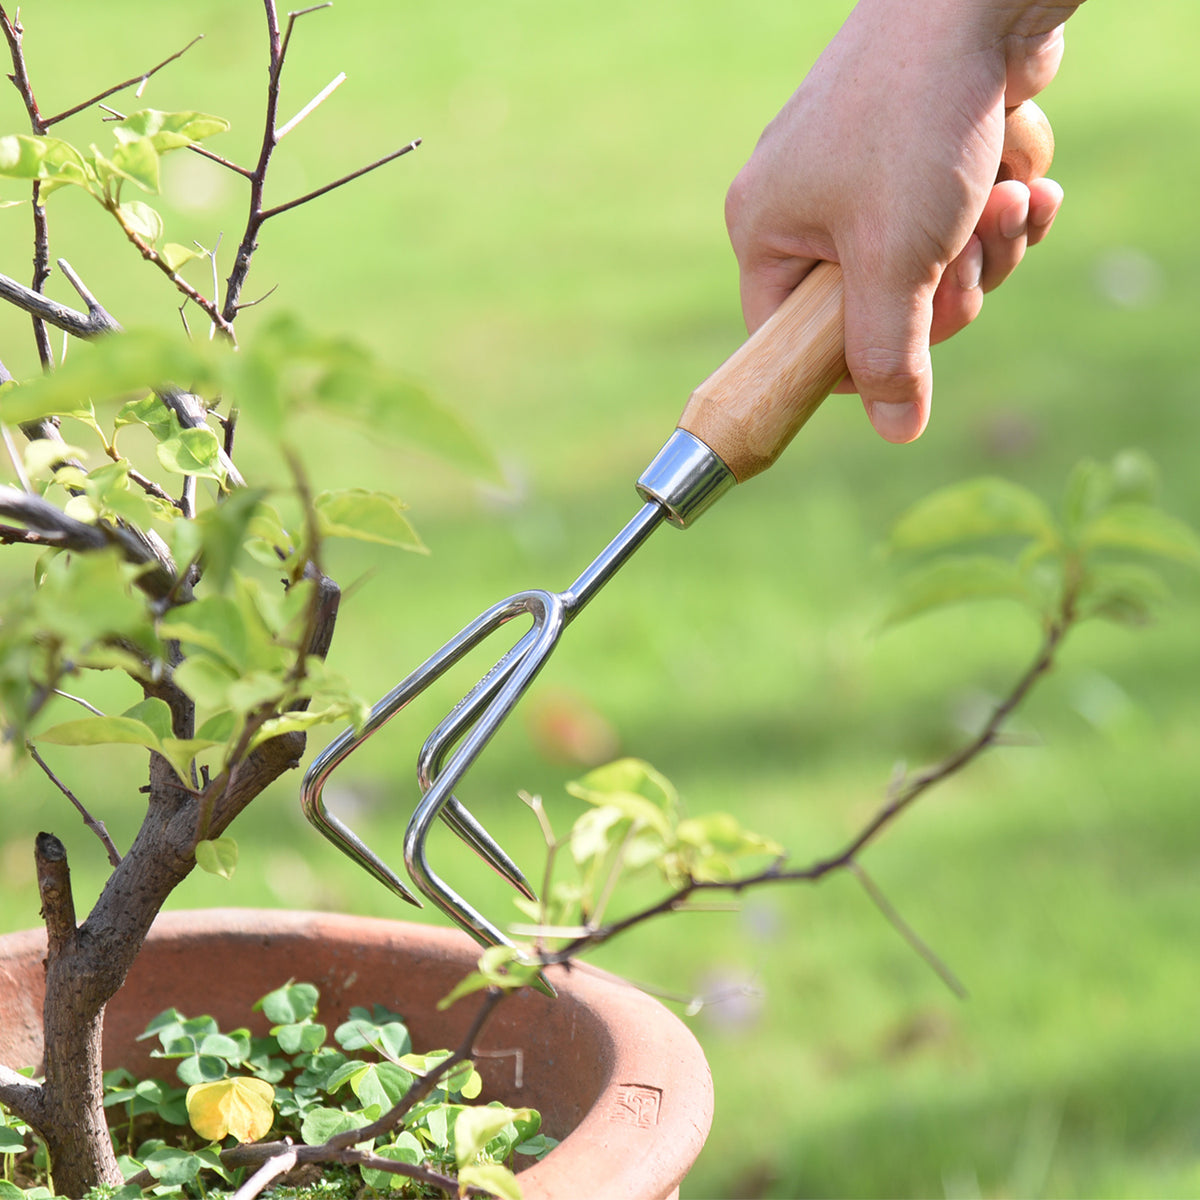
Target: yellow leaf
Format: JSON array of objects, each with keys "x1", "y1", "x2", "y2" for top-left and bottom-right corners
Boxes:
[{"x1": 186, "y1": 1076, "x2": 275, "y2": 1143}]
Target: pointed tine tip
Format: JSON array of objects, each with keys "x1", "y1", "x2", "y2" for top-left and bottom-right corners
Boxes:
[{"x1": 442, "y1": 800, "x2": 538, "y2": 901}]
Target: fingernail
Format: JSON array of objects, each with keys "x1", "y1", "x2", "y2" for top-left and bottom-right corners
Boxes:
[
  {"x1": 999, "y1": 194, "x2": 1029, "y2": 240},
  {"x1": 956, "y1": 238, "x2": 983, "y2": 291},
  {"x1": 866, "y1": 400, "x2": 924, "y2": 444}
]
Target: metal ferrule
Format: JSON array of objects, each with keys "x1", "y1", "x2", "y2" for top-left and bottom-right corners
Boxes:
[{"x1": 636, "y1": 428, "x2": 735, "y2": 528}]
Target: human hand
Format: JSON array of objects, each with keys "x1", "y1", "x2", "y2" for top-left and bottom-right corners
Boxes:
[{"x1": 724, "y1": 0, "x2": 1082, "y2": 443}]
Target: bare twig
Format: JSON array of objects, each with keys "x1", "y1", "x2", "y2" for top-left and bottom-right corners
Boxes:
[
  {"x1": 849, "y1": 862, "x2": 967, "y2": 999},
  {"x1": 51, "y1": 690, "x2": 106, "y2": 717},
  {"x1": 28, "y1": 746, "x2": 123, "y2": 868},
  {"x1": 231, "y1": 1143, "x2": 297, "y2": 1200},
  {"x1": 0, "y1": 271, "x2": 121, "y2": 338},
  {"x1": 275, "y1": 71, "x2": 345, "y2": 139},
  {"x1": 41, "y1": 35, "x2": 205, "y2": 127},
  {"x1": 1, "y1": 421, "x2": 31, "y2": 490},
  {"x1": 1, "y1": 6, "x2": 56, "y2": 365},
  {"x1": 260, "y1": 139, "x2": 421, "y2": 221}
]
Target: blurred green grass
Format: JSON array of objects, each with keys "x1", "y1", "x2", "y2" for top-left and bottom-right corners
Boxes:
[{"x1": 2, "y1": 2, "x2": 1199, "y2": 1197}]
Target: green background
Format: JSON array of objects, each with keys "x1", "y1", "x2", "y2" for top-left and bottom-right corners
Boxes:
[{"x1": 1, "y1": 2, "x2": 1198, "y2": 1196}]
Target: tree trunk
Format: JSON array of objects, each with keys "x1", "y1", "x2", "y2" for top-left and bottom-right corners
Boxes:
[{"x1": 34, "y1": 834, "x2": 123, "y2": 1195}]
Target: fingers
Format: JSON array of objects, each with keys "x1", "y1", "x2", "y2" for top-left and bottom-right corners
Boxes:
[
  {"x1": 929, "y1": 176, "x2": 1062, "y2": 346},
  {"x1": 841, "y1": 263, "x2": 936, "y2": 444},
  {"x1": 1004, "y1": 25, "x2": 1067, "y2": 105}
]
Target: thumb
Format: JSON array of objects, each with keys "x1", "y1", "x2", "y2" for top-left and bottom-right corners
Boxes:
[{"x1": 841, "y1": 263, "x2": 936, "y2": 443}]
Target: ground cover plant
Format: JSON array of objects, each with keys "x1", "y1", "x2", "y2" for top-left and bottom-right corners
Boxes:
[{"x1": 1, "y1": 2, "x2": 1198, "y2": 1199}]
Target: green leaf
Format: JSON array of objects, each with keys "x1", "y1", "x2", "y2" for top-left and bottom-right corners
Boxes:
[
  {"x1": 334, "y1": 1007, "x2": 411, "y2": 1059},
  {"x1": 172, "y1": 655, "x2": 240, "y2": 710},
  {"x1": 115, "y1": 391, "x2": 175, "y2": 439},
  {"x1": 0, "y1": 1126, "x2": 26, "y2": 1153},
  {"x1": 299, "y1": 1105, "x2": 371, "y2": 1148},
  {"x1": 457, "y1": 1162, "x2": 524, "y2": 1200},
  {"x1": 673, "y1": 813, "x2": 783, "y2": 882},
  {"x1": 566, "y1": 758, "x2": 676, "y2": 839},
  {"x1": 0, "y1": 328, "x2": 224, "y2": 427},
  {"x1": 880, "y1": 554, "x2": 1036, "y2": 627},
  {"x1": 159, "y1": 596, "x2": 249, "y2": 671},
  {"x1": 1080, "y1": 503, "x2": 1200, "y2": 566},
  {"x1": 0, "y1": 134, "x2": 91, "y2": 193},
  {"x1": 359, "y1": 1133, "x2": 423, "y2": 1191},
  {"x1": 156, "y1": 424, "x2": 225, "y2": 482},
  {"x1": 257, "y1": 981, "x2": 320, "y2": 1025},
  {"x1": 454, "y1": 1105, "x2": 535, "y2": 1168},
  {"x1": 1078, "y1": 562, "x2": 1171, "y2": 627},
  {"x1": 273, "y1": 1022, "x2": 327, "y2": 1055},
  {"x1": 314, "y1": 489, "x2": 425, "y2": 550},
  {"x1": 161, "y1": 242, "x2": 203, "y2": 272},
  {"x1": 35, "y1": 712, "x2": 158, "y2": 751},
  {"x1": 439, "y1": 946, "x2": 541, "y2": 1011},
  {"x1": 113, "y1": 109, "x2": 231, "y2": 151},
  {"x1": 143, "y1": 1146, "x2": 206, "y2": 1187},
  {"x1": 195, "y1": 837, "x2": 238, "y2": 880},
  {"x1": 117, "y1": 199, "x2": 164, "y2": 244},
  {"x1": 889, "y1": 477, "x2": 1059, "y2": 552},
  {"x1": 109, "y1": 136, "x2": 162, "y2": 193},
  {"x1": 348, "y1": 1061, "x2": 414, "y2": 1113}
]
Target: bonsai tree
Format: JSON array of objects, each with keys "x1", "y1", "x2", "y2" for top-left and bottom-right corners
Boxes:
[
  {"x1": 0, "y1": 4, "x2": 495, "y2": 1192},
  {"x1": 2, "y1": 4, "x2": 1198, "y2": 1199}
]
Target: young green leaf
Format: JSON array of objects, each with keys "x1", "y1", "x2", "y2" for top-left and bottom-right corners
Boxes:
[
  {"x1": 314, "y1": 489, "x2": 425, "y2": 550},
  {"x1": 453, "y1": 1104, "x2": 536, "y2": 1168},
  {"x1": 880, "y1": 554, "x2": 1036, "y2": 628},
  {"x1": 298, "y1": 1105, "x2": 371, "y2": 1148},
  {"x1": 457, "y1": 1161, "x2": 524, "y2": 1200},
  {"x1": 116, "y1": 200, "x2": 165, "y2": 244},
  {"x1": 256, "y1": 982, "x2": 320, "y2": 1025},
  {"x1": 1080, "y1": 503, "x2": 1200, "y2": 566},
  {"x1": 195, "y1": 837, "x2": 238, "y2": 880},
  {"x1": 889, "y1": 477, "x2": 1059, "y2": 552},
  {"x1": 160, "y1": 242, "x2": 203, "y2": 272},
  {"x1": 358, "y1": 1133, "x2": 423, "y2": 1191},
  {"x1": 113, "y1": 109, "x2": 231, "y2": 151},
  {"x1": 156, "y1": 423, "x2": 226, "y2": 482}
]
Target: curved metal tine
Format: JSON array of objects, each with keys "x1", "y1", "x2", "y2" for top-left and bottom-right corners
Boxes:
[
  {"x1": 418, "y1": 626, "x2": 542, "y2": 901},
  {"x1": 299, "y1": 592, "x2": 544, "y2": 903},
  {"x1": 404, "y1": 590, "x2": 566, "y2": 950}
]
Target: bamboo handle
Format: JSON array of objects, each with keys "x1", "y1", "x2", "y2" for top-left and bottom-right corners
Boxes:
[{"x1": 677, "y1": 99, "x2": 1055, "y2": 482}]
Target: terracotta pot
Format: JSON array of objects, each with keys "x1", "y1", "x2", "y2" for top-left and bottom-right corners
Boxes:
[{"x1": 0, "y1": 908, "x2": 711, "y2": 1200}]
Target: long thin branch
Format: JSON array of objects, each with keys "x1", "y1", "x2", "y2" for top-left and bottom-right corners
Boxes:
[
  {"x1": 260, "y1": 139, "x2": 421, "y2": 221},
  {"x1": 539, "y1": 610, "x2": 1074, "y2": 967},
  {"x1": 1, "y1": 5, "x2": 55, "y2": 366},
  {"x1": 28, "y1": 745, "x2": 123, "y2": 868},
  {"x1": 41, "y1": 35, "x2": 205, "y2": 128}
]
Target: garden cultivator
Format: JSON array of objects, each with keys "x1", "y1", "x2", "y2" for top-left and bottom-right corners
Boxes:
[{"x1": 300, "y1": 103, "x2": 1054, "y2": 956}]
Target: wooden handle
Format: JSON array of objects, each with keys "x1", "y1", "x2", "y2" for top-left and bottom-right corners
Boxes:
[{"x1": 678, "y1": 99, "x2": 1055, "y2": 482}]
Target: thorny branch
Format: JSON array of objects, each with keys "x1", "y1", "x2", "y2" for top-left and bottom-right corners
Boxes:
[{"x1": 220, "y1": 0, "x2": 420, "y2": 323}]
